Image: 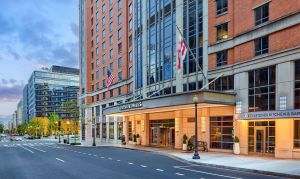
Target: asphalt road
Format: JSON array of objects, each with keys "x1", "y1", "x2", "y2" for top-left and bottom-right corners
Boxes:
[{"x1": 0, "y1": 139, "x2": 291, "y2": 179}]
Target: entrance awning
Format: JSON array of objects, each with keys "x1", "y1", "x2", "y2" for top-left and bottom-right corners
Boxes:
[{"x1": 103, "y1": 90, "x2": 236, "y2": 116}]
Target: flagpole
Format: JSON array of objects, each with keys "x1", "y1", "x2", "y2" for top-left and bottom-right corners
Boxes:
[{"x1": 176, "y1": 25, "x2": 207, "y2": 83}]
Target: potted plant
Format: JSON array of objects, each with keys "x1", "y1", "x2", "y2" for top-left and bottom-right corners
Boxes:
[
  {"x1": 121, "y1": 135, "x2": 126, "y2": 145},
  {"x1": 182, "y1": 134, "x2": 188, "y2": 151},
  {"x1": 133, "y1": 134, "x2": 137, "y2": 145},
  {"x1": 136, "y1": 134, "x2": 141, "y2": 145},
  {"x1": 233, "y1": 136, "x2": 240, "y2": 155}
]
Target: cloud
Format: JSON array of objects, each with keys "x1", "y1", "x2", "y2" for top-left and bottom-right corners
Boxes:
[
  {"x1": 70, "y1": 23, "x2": 79, "y2": 38},
  {"x1": 0, "y1": 79, "x2": 24, "y2": 102}
]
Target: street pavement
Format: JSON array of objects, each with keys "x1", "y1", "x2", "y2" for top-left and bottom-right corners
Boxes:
[{"x1": 0, "y1": 139, "x2": 292, "y2": 179}]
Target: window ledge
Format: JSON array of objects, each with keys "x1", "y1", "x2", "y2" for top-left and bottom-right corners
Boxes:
[
  {"x1": 216, "y1": 11, "x2": 228, "y2": 18},
  {"x1": 293, "y1": 148, "x2": 300, "y2": 152}
]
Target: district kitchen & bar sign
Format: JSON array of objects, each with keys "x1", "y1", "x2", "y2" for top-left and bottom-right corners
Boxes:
[
  {"x1": 235, "y1": 109, "x2": 300, "y2": 120},
  {"x1": 119, "y1": 101, "x2": 143, "y2": 111}
]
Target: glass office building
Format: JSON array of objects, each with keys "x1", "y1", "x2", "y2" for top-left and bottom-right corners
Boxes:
[{"x1": 23, "y1": 66, "x2": 80, "y2": 120}]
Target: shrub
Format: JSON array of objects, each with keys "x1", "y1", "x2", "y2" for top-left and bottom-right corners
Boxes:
[
  {"x1": 183, "y1": 134, "x2": 188, "y2": 144},
  {"x1": 136, "y1": 134, "x2": 140, "y2": 138},
  {"x1": 70, "y1": 142, "x2": 81, "y2": 145},
  {"x1": 234, "y1": 136, "x2": 239, "y2": 143},
  {"x1": 133, "y1": 134, "x2": 137, "y2": 142}
]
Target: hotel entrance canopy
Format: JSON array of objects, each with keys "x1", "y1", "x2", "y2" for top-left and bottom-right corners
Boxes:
[{"x1": 103, "y1": 90, "x2": 236, "y2": 116}]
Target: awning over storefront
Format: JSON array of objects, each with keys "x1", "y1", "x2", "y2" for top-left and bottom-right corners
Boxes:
[{"x1": 103, "y1": 90, "x2": 236, "y2": 116}]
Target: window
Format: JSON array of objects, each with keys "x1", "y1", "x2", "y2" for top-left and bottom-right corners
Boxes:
[
  {"x1": 118, "y1": 58, "x2": 122, "y2": 67},
  {"x1": 102, "y1": 17, "x2": 106, "y2": 25},
  {"x1": 109, "y1": 22, "x2": 113, "y2": 32},
  {"x1": 295, "y1": 120, "x2": 300, "y2": 148},
  {"x1": 118, "y1": 86, "x2": 122, "y2": 96},
  {"x1": 216, "y1": 23, "x2": 228, "y2": 41},
  {"x1": 96, "y1": 82, "x2": 99, "y2": 90},
  {"x1": 91, "y1": 40, "x2": 94, "y2": 47},
  {"x1": 102, "y1": 4, "x2": 106, "y2": 13},
  {"x1": 109, "y1": 62, "x2": 113, "y2": 71},
  {"x1": 102, "y1": 29, "x2": 106, "y2": 38},
  {"x1": 216, "y1": 50, "x2": 228, "y2": 67},
  {"x1": 255, "y1": 3, "x2": 269, "y2": 26},
  {"x1": 118, "y1": 43, "x2": 122, "y2": 53},
  {"x1": 209, "y1": 75, "x2": 234, "y2": 91},
  {"x1": 109, "y1": 9, "x2": 113, "y2": 19},
  {"x1": 129, "y1": 19, "x2": 133, "y2": 30},
  {"x1": 118, "y1": 14, "x2": 122, "y2": 24},
  {"x1": 109, "y1": 35, "x2": 113, "y2": 45},
  {"x1": 96, "y1": 0, "x2": 99, "y2": 8},
  {"x1": 118, "y1": 28, "x2": 122, "y2": 39},
  {"x1": 129, "y1": 51, "x2": 132, "y2": 62},
  {"x1": 129, "y1": 82, "x2": 133, "y2": 93},
  {"x1": 91, "y1": 29, "x2": 94, "y2": 37},
  {"x1": 129, "y1": 67, "x2": 133, "y2": 77},
  {"x1": 96, "y1": 24, "x2": 99, "y2": 32},
  {"x1": 128, "y1": 35, "x2": 132, "y2": 47},
  {"x1": 118, "y1": 0, "x2": 122, "y2": 10},
  {"x1": 295, "y1": 60, "x2": 300, "y2": 108},
  {"x1": 249, "y1": 66, "x2": 276, "y2": 112},
  {"x1": 96, "y1": 35, "x2": 99, "y2": 44},
  {"x1": 110, "y1": 89, "x2": 113, "y2": 97},
  {"x1": 129, "y1": 3, "x2": 133, "y2": 15},
  {"x1": 91, "y1": 62, "x2": 94, "y2": 70},
  {"x1": 102, "y1": 66, "x2": 106, "y2": 75},
  {"x1": 96, "y1": 12, "x2": 99, "y2": 20},
  {"x1": 117, "y1": 121, "x2": 123, "y2": 140},
  {"x1": 102, "y1": 91, "x2": 106, "y2": 99},
  {"x1": 110, "y1": 49, "x2": 113, "y2": 58},
  {"x1": 91, "y1": 73, "x2": 94, "y2": 80},
  {"x1": 96, "y1": 48, "x2": 99, "y2": 56},
  {"x1": 118, "y1": 71, "x2": 122, "y2": 80},
  {"x1": 255, "y1": 36, "x2": 269, "y2": 56},
  {"x1": 109, "y1": 0, "x2": 113, "y2": 5},
  {"x1": 128, "y1": 121, "x2": 132, "y2": 141},
  {"x1": 109, "y1": 121, "x2": 114, "y2": 139},
  {"x1": 96, "y1": 59, "x2": 100, "y2": 67},
  {"x1": 102, "y1": 42, "x2": 106, "y2": 50},
  {"x1": 210, "y1": 116, "x2": 233, "y2": 150},
  {"x1": 102, "y1": 54, "x2": 106, "y2": 62},
  {"x1": 216, "y1": 0, "x2": 228, "y2": 15},
  {"x1": 102, "y1": 122, "x2": 107, "y2": 138}
]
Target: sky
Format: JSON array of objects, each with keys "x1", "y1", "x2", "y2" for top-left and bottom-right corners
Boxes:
[{"x1": 0, "y1": 0, "x2": 79, "y2": 123}]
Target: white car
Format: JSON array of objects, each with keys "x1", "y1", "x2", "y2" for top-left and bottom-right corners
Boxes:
[{"x1": 14, "y1": 136, "x2": 23, "y2": 141}]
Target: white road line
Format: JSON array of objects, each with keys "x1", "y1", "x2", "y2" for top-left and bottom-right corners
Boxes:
[
  {"x1": 156, "y1": 169, "x2": 164, "y2": 172},
  {"x1": 94, "y1": 155, "x2": 98, "y2": 157},
  {"x1": 88, "y1": 154, "x2": 92, "y2": 156},
  {"x1": 128, "y1": 162, "x2": 134, "y2": 165},
  {"x1": 176, "y1": 167, "x2": 242, "y2": 179},
  {"x1": 19, "y1": 146, "x2": 34, "y2": 154},
  {"x1": 26, "y1": 145, "x2": 46, "y2": 153},
  {"x1": 175, "y1": 173, "x2": 185, "y2": 176},
  {"x1": 56, "y1": 158, "x2": 65, "y2": 163},
  {"x1": 101, "y1": 157, "x2": 104, "y2": 159},
  {"x1": 140, "y1": 165, "x2": 147, "y2": 168},
  {"x1": 116, "y1": 160, "x2": 121, "y2": 162},
  {"x1": 108, "y1": 157, "x2": 112, "y2": 160},
  {"x1": 83, "y1": 153, "x2": 86, "y2": 155}
]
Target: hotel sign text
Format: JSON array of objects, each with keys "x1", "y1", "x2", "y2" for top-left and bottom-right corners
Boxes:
[
  {"x1": 235, "y1": 110, "x2": 300, "y2": 120},
  {"x1": 119, "y1": 101, "x2": 143, "y2": 111}
]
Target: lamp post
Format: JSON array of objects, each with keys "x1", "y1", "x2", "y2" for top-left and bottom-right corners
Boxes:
[
  {"x1": 92, "y1": 117, "x2": 96, "y2": 146},
  {"x1": 58, "y1": 121, "x2": 61, "y2": 143},
  {"x1": 193, "y1": 95, "x2": 200, "y2": 159},
  {"x1": 67, "y1": 121, "x2": 70, "y2": 144}
]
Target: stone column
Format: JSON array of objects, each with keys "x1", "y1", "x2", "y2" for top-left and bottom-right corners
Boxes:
[
  {"x1": 234, "y1": 72, "x2": 249, "y2": 113},
  {"x1": 175, "y1": 110, "x2": 183, "y2": 149},
  {"x1": 140, "y1": 113, "x2": 149, "y2": 146},
  {"x1": 84, "y1": 107, "x2": 93, "y2": 145},
  {"x1": 114, "y1": 116, "x2": 118, "y2": 143}
]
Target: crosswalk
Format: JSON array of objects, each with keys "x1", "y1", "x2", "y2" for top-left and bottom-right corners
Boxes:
[{"x1": 0, "y1": 142, "x2": 56, "y2": 148}]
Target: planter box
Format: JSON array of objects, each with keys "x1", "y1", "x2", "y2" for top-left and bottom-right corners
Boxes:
[{"x1": 233, "y1": 143, "x2": 240, "y2": 155}]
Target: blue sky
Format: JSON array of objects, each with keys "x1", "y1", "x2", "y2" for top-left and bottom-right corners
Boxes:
[{"x1": 0, "y1": 0, "x2": 79, "y2": 122}]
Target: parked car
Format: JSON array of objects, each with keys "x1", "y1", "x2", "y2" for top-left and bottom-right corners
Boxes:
[
  {"x1": 0, "y1": 134, "x2": 7, "y2": 138},
  {"x1": 14, "y1": 136, "x2": 23, "y2": 141}
]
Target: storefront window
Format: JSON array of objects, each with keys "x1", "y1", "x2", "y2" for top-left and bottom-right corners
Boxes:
[
  {"x1": 102, "y1": 123, "x2": 107, "y2": 139},
  {"x1": 295, "y1": 120, "x2": 300, "y2": 148},
  {"x1": 128, "y1": 121, "x2": 132, "y2": 141},
  {"x1": 210, "y1": 116, "x2": 233, "y2": 150},
  {"x1": 117, "y1": 121, "x2": 123, "y2": 140},
  {"x1": 96, "y1": 123, "x2": 100, "y2": 138},
  {"x1": 295, "y1": 60, "x2": 300, "y2": 109},
  {"x1": 109, "y1": 122, "x2": 114, "y2": 139}
]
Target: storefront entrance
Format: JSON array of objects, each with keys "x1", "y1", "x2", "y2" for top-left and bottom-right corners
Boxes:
[
  {"x1": 248, "y1": 121, "x2": 275, "y2": 156},
  {"x1": 150, "y1": 119, "x2": 175, "y2": 148}
]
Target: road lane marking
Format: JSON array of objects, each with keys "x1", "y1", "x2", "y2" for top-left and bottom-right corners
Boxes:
[
  {"x1": 101, "y1": 157, "x2": 104, "y2": 158},
  {"x1": 88, "y1": 154, "x2": 92, "y2": 156},
  {"x1": 27, "y1": 145, "x2": 46, "y2": 153},
  {"x1": 94, "y1": 155, "x2": 98, "y2": 157},
  {"x1": 175, "y1": 173, "x2": 184, "y2": 176},
  {"x1": 19, "y1": 146, "x2": 34, "y2": 154},
  {"x1": 108, "y1": 157, "x2": 112, "y2": 160},
  {"x1": 175, "y1": 167, "x2": 242, "y2": 179},
  {"x1": 116, "y1": 160, "x2": 121, "y2": 162},
  {"x1": 156, "y1": 169, "x2": 164, "y2": 172},
  {"x1": 140, "y1": 165, "x2": 147, "y2": 168},
  {"x1": 128, "y1": 162, "x2": 134, "y2": 165},
  {"x1": 56, "y1": 158, "x2": 65, "y2": 163}
]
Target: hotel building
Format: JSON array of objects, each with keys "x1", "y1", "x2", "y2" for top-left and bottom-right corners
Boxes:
[{"x1": 80, "y1": 0, "x2": 300, "y2": 159}]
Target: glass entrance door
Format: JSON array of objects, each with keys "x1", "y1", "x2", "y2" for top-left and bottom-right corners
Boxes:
[
  {"x1": 255, "y1": 128, "x2": 265, "y2": 153},
  {"x1": 150, "y1": 127, "x2": 159, "y2": 146}
]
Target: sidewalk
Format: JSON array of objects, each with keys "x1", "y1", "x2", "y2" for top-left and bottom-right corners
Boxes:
[{"x1": 77, "y1": 142, "x2": 300, "y2": 177}]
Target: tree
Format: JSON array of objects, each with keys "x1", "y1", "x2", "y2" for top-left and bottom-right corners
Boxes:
[
  {"x1": 0, "y1": 123, "x2": 4, "y2": 133},
  {"x1": 17, "y1": 123, "x2": 28, "y2": 135},
  {"x1": 48, "y1": 112, "x2": 60, "y2": 136}
]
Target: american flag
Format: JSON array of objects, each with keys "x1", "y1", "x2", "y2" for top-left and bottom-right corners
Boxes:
[
  {"x1": 106, "y1": 70, "x2": 115, "y2": 90},
  {"x1": 177, "y1": 34, "x2": 187, "y2": 73}
]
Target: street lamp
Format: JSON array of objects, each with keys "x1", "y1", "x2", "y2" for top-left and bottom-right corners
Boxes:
[
  {"x1": 192, "y1": 95, "x2": 200, "y2": 159},
  {"x1": 92, "y1": 117, "x2": 96, "y2": 146},
  {"x1": 67, "y1": 121, "x2": 70, "y2": 144}
]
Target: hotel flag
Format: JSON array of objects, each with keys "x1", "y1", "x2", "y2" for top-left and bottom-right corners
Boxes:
[
  {"x1": 106, "y1": 70, "x2": 115, "y2": 90},
  {"x1": 177, "y1": 34, "x2": 187, "y2": 72}
]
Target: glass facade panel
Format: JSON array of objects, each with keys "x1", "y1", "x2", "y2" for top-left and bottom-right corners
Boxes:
[
  {"x1": 109, "y1": 122, "x2": 114, "y2": 139},
  {"x1": 102, "y1": 123, "x2": 107, "y2": 138},
  {"x1": 295, "y1": 120, "x2": 300, "y2": 148},
  {"x1": 210, "y1": 116, "x2": 233, "y2": 150}
]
